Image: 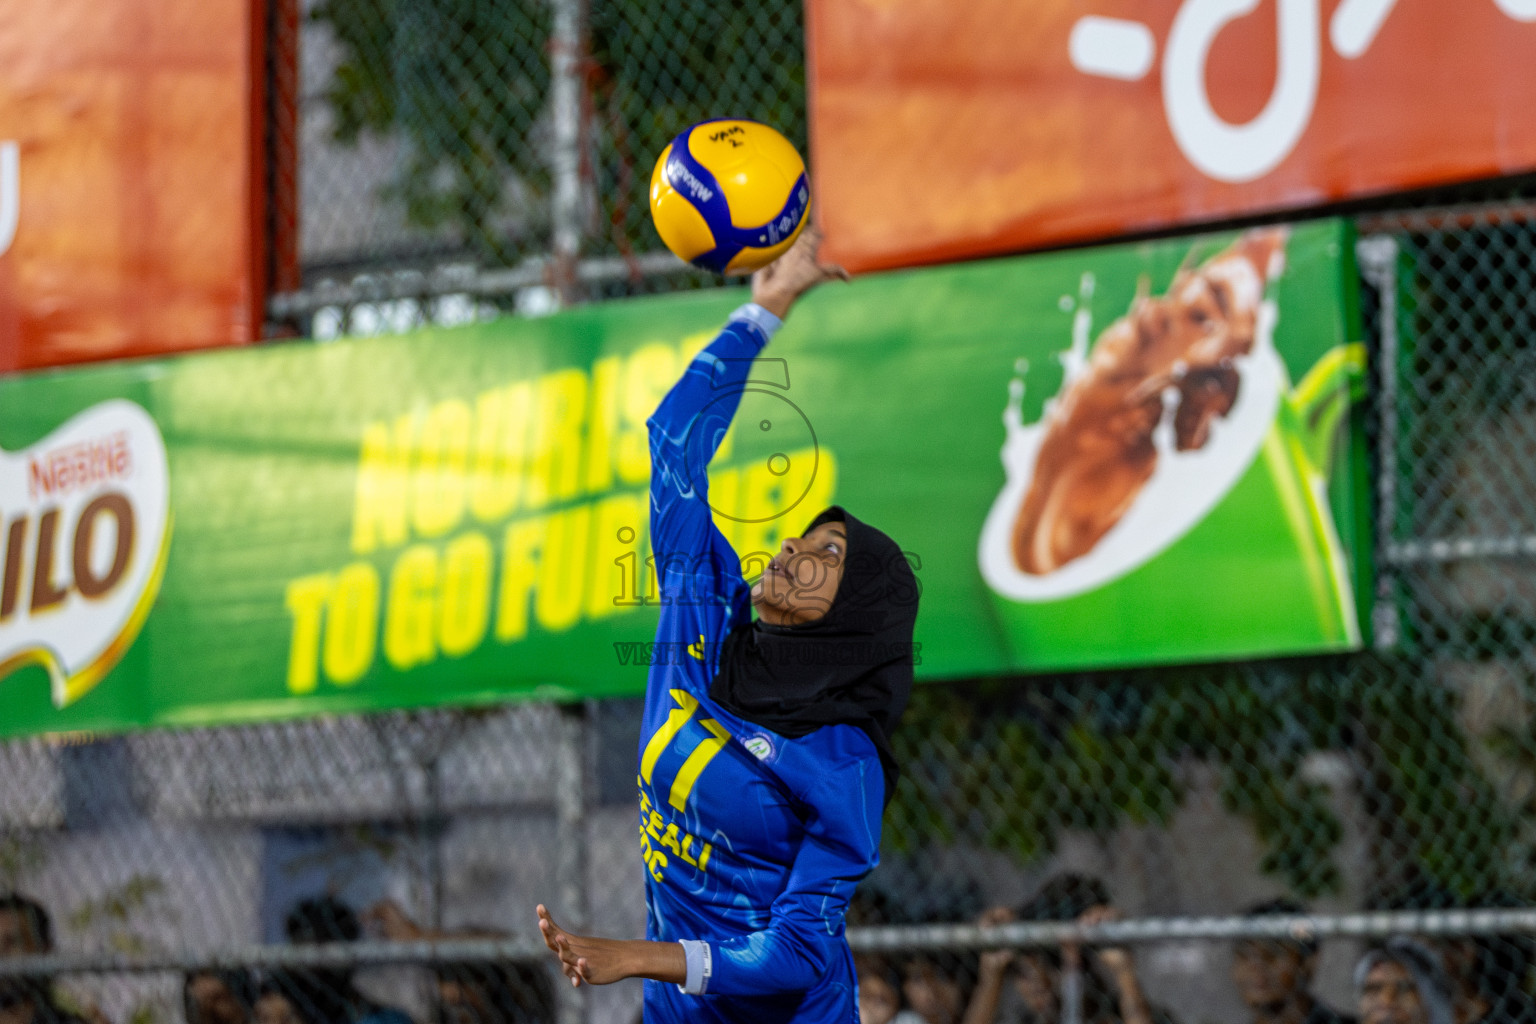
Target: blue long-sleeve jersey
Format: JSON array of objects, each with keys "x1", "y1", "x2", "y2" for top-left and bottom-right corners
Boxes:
[{"x1": 638, "y1": 306, "x2": 884, "y2": 1024}]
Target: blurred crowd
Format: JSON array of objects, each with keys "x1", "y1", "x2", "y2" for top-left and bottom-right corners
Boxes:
[
  {"x1": 0, "y1": 893, "x2": 554, "y2": 1024},
  {"x1": 848, "y1": 875, "x2": 1536, "y2": 1024},
  {"x1": 2, "y1": 881, "x2": 1535, "y2": 1024}
]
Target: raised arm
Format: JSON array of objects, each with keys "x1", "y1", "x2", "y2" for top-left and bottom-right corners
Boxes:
[
  {"x1": 1079, "y1": 906, "x2": 1157, "y2": 1024},
  {"x1": 645, "y1": 227, "x2": 849, "y2": 599},
  {"x1": 645, "y1": 305, "x2": 784, "y2": 589},
  {"x1": 963, "y1": 907, "x2": 1020, "y2": 1024}
]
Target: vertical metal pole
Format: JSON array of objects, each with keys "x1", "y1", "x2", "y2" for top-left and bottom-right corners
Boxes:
[
  {"x1": 548, "y1": 0, "x2": 587, "y2": 307},
  {"x1": 426, "y1": 758, "x2": 445, "y2": 933},
  {"x1": 1355, "y1": 234, "x2": 1402, "y2": 650},
  {"x1": 554, "y1": 703, "x2": 589, "y2": 1024}
]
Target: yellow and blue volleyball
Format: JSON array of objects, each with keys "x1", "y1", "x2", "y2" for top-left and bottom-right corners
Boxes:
[{"x1": 649, "y1": 119, "x2": 811, "y2": 275}]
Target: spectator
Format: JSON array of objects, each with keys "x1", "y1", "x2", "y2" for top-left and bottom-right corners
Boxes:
[
  {"x1": 961, "y1": 875, "x2": 1173, "y2": 1024},
  {"x1": 364, "y1": 901, "x2": 553, "y2": 1024},
  {"x1": 283, "y1": 897, "x2": 411, "y2": 1024},
  {"x1": 1355, "y1": 939, "x2": 1452, "y2": 1024},
  {"x1": 254, "y1": 975, "x2": 318, "y2": 1024},
  {"x1": 183, "y1": 971, "x2": 256, "y2": 1024},
  {"x1": 1231, "y1": 898, "x2": 1355, "y2": 1024},
  {"x1": 0, "y1": 896, "x2": 50, "y2": 960},
  {"x1": 1473, "y1": 892, "x2": 1536, "y2": 1024},
  {"x1": 1420, "y1": 890, "x2": 1535, "y2": 1024},
  {"x1": 1433, "y1": 934, "x2": 1536, "y2": 1024},
  {"x1": 959, "y1": 905, "x2": 1028, "y2": 1024},
  {"x1": 0, "y1": 893, "x2": 84, "y2": 1024},
  {"x1": 856, "y1": 955, "x2": 923, "y2": 1024},
  {"x1": 903, "y1": 954, "x2": 976, "y2": 1024},
  {"x1": 1373, "y1": 882, "x2": 1536, "y2": 1024},
  {"x1": 849, "y1": 877, "x2": 983, "y2": 1024},
  {"x1": 434, "y1": 965, "x2": 553, "y2": 1024}
]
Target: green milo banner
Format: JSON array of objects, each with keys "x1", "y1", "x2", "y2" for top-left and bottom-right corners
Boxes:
[{"x1": 0, "y1": 219, "x2": 1368, "y2": 738}]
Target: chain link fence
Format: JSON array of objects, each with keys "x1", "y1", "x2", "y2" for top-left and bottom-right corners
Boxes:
[
  {"x1": 280, "y1": 0, "x2": 804, "y2": 336},
  {"x1": 8, "y1": 2, "x2": 1536, "y2": 1024},
  {"x1": 10, "y1": 203, "x2": 1536, "y2": 1015}
]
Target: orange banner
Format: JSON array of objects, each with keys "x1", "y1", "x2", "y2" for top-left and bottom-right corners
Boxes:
[
  {"x1": 808, "y1": 0, "x2": 1536, "y2": 272},
  {"x1": 0, "y1": 0, "x2": 277, "y2": 371}
]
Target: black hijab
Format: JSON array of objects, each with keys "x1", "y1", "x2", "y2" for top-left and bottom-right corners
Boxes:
[{"x1": 708, "y1": 506, "x2": 920, "y2": 804}]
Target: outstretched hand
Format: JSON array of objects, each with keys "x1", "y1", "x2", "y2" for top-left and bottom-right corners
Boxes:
[
  {"x1": 1076, "y1": 905, "x2": 1154, "y2": 1024},
  {"x1": 977, "y1": 905, "x2": 1017, "y2": 975},
  {"x1": 538, "y1": 905, "x2": 620, "y2": 987},
  {"x1": 364, "y1": 899, "x2": 428, "y2": 941},
  {"x1": 536, "y1": 905, "x2": 689, "y2": 989},
  {"x1": 1078, "y1": 905, "x2": 1134, "y2": 976},
  {"x1": 750, "y1": 226, "x2": 849, "y2": 320}
]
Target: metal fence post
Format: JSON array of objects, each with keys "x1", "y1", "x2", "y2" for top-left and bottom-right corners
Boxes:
[
  {"x1": 548, "y1": 0, "x2": 588, "y2": 307},
  {"x1": 554, "y1": 702, "x2": 589, "y2": 1024},
  {"x1": 1355, "y1": 233, "x2": 1402, "y2": 650}
]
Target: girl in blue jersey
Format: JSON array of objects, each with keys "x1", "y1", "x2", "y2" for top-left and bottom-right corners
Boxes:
[{"x1": 536, "y1": 228, "x2": 920, "y2": 1024}]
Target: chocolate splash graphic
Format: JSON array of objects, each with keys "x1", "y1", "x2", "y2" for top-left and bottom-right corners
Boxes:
[{"x1": 1012, "y1": 228, "x2": 1289, "y2": 576}]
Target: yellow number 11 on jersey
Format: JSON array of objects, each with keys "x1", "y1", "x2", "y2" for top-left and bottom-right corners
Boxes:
[{"x1": 640, "y1": 689, "x2": 732, "y2": 811}]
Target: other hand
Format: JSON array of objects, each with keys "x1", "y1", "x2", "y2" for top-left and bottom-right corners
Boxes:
[
  {"x1": 536, "y1": 904, "x2": 629, "y2": 987},
  {"x1": 751, "y1": 226, "x2": 849, "y2": 320},
  {"x1": 977, "y1": 905, "x2": 1017, "y2": 974},
  {"x1": 1078, "y1": 905, "x2": 1134, "y2": 976},
  {"x1": 364, "y1": 899, "x2": 425, "y2": 942}
]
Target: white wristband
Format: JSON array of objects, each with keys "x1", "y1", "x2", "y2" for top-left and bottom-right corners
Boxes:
[
  {"x1": 730, "y1": 303, "x2": 784, "y2": 341},
  {"x1": 677, "y1": 939, "x2": 713, "y2": 995}
]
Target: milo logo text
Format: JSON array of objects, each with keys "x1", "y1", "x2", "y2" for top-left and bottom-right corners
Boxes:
[{"x1": 0, "y1": 401, "x2": 172, "y2": 707}]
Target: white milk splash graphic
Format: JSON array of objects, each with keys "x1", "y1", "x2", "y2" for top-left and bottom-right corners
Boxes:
[{"x1": 0, "y1": 400, "x2": 171, "y2": 707}]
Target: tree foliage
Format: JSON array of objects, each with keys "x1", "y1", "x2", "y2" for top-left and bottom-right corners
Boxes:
[
  {"x1": 311, "y1": 0, "x2": 553, "y2": 262},
  {"x1": 309, "y1": 0, "x2": 806, "y2": 263},
  {"x1": 889, "y1": 657, "x2": 1522, "y2": 903}
]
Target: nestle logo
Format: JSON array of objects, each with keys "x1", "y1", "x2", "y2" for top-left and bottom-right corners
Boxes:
[
  {"x1": 0, "y1": 400, "x2": 171, "y2": 710},
  {"x1": 27, "y1": 431, "x2": 133, "y2": 501}
]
